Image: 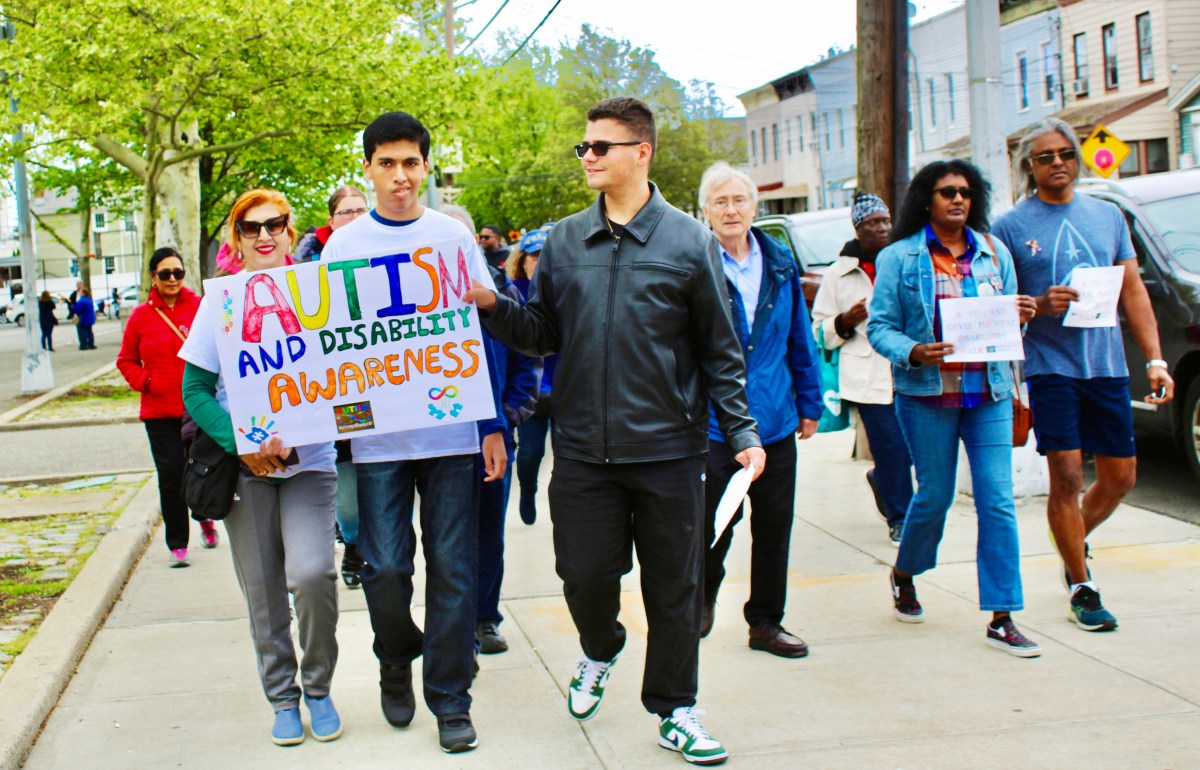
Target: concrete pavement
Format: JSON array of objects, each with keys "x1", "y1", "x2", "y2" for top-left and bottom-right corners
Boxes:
[{"x1": 18, "y1": 430, "x2": 1200, "y2": 769}]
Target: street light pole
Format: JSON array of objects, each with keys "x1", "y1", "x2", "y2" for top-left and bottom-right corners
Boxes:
[{"x1": 4, "y1": 20, "x2": 54, "y2": 392}]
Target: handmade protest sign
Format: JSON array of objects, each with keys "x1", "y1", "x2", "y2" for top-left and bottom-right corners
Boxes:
[
  {"x1": 1063, "y1": 265, "x2": 1124, "y2": 328},
  {"x1": 940, "y1": 295, "x2": 1024, "y2": 363},
  {"x1": 204, "y1": 238, "x2": 494, "y2": 455}
]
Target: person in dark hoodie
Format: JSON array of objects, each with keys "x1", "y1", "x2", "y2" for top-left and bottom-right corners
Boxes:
[
  {"x1": 294, "y1": 185, "x2": 370, "y2": 263},
  {"x1": 811, "y1": 192, "x2": 914, "y2": 546}
]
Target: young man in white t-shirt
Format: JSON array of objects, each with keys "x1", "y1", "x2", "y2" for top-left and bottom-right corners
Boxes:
[{"x1": 321, "y1": 112, "x2": 507, "y2": 754}]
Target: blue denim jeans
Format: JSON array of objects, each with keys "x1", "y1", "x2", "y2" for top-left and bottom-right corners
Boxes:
[
  {"x1": 355, "y1": 454, "x2": 479, "y2": 715},
  {"x1": 516, "y1": 410, "x2": 551, "y2": 497},
  {"x1": 850, "y1": 401, "x2": 914, "y2": 527},
  {"x1": 334, "y1": 459, "x2": 359, "y2": 545},
  {"x1": 894, "y1": 395, "x2": 1023, "y2": 612},
  {"x1": 477, "y1": 432, "x2": 514, "y2": 624}
]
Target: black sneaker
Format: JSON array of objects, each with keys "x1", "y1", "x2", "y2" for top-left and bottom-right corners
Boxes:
[
  {"x1": 985, "y1": 618, "x2": 1041, "y2": 657},
  {"x1": 519, "y1": 494, "x2": 537, "y2": 525},
  {"x1": 341, "y1": 543, "x2": 363, "y2": 589},
  {"x1": 888, "y1": 522, "x2": 904, "y2": 548},
  {"x1": 1069, "y1": 585, "x2": 1118, "y2": 632},
  {"x1": 379, "y1": 662, "x2": 415, "y2": 727},
  {"x1": 890, "y1": 570, "x2": 924, "y2": 623},
  {"x1": 476, "y1": 621, "x2": 508, "y2": 654},
  {"x1": 437, "y1": 712, "x2": 478, "y2": 753}
]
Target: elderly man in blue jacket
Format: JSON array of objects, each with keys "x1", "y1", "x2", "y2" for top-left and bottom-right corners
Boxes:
[{"x1": 698, "y1": 162, "x2": 823, "y2": 659}]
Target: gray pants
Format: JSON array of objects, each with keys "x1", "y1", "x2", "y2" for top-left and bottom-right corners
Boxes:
[{"x1": 223, "y1": 471, "x2": 338, "y2": 712}]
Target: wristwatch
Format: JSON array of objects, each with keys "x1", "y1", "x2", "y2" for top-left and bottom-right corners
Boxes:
[{"x1": 1146, "y1": 359, "x2": 1168, "y2": 371}]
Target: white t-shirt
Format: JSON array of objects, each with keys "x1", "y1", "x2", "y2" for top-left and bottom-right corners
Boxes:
[
  {"x1": 322, "y1": 208, "x2": 498, "y2": 463},
  {"x1": 179, "y1": 297, "x2": 337, "y2": 477}
]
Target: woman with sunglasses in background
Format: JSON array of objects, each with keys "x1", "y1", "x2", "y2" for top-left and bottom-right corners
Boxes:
[
  {"x1": 180, "y1": 189, "x2": 341, "y2": 746},
  {"x1": 119, "y1": 247, "x2": 210, "y2": 566},
  {"x1": 867, "y1": 160, "x2": 1042, "y2": 657}
]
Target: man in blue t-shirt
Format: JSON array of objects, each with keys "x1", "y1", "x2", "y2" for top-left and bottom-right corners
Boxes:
[{"x1": 993, "y1": 119, "x2": 1174, "y2": 634}]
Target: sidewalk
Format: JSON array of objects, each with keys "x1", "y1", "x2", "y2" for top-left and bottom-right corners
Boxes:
[{"x1": 20, "y1": 430, "x2": 1200, "y2": 769}]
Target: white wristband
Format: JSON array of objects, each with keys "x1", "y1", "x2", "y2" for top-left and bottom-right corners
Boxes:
[{"x1": 1146, "y1": 359, "x2": 1168, "y2": 371}]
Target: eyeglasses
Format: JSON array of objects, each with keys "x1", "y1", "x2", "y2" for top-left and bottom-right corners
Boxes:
[
  {"x1": 235, "y1": 214, "x2": 289, "y2": 238},
  {"x1": 573, "y1": 140, "x2": 642, "y2": 159},
  {"x1": 934, "y1": 186, "x2": 975, "y2": 201},
  {"x1": 333, "y1": 207, "x2": 368, "y2": 219},
  {"x1": 154, "y1": 268, "x2": 186, "y2": 281},
  {"x1": 1030, "y1": 149, "x2": 1078, "y2": 166},
  {"x1": 479, "y1": 234, "x2": 495, "y2": 240},
  {"x1": 709, "y1": 196, "x2": 753, "y2": 211}
]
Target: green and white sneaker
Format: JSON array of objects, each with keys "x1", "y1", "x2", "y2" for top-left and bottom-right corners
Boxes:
[
  {"x1": 658, "y1": 707, "x2": 728, "y2": 765},
  {"x1": 567, "y1": 654, "x2": 618, "y2": 721}
]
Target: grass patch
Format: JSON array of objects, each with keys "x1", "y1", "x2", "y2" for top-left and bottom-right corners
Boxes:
[
  {"x1": 2, "y1": 627, "x2": 37, "y2": 657},
  {"x1": 61, "y1": 383, "x2": 138, "y2": 401}
]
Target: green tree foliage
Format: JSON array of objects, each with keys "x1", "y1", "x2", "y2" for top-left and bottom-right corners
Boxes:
[
  {"x1": 0, "y1": 0, "x2": 472, "y2": 288},
  {"x1": 455, "y1": 25, "x2": 746, "y2": 231}
]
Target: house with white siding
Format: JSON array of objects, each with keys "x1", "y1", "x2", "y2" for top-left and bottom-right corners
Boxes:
[{"x1": 1056, "y1": 0, "x2": 1200, "y2": 175}]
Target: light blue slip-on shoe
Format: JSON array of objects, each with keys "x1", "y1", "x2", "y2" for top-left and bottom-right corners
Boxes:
[
  {"x1": 304, "y1": 694, "x2": 343, "y2": 742},
  {"x1": 271, "y1": 708, "x2": 305, "y2": 746}
]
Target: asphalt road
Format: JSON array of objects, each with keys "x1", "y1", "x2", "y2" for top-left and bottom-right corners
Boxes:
[{"x1": 0, "y1": 318, "x2": 125, "y2": 415}]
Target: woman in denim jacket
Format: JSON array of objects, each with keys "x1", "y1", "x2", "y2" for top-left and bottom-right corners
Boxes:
[{"x1": 867, "y1": 160, "x2": 1041, "y2": 657}]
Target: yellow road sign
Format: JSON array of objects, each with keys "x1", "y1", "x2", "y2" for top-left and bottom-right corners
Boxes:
[{"x1": 1081, "y1": 124, "x2": 1130, "y2": 178}]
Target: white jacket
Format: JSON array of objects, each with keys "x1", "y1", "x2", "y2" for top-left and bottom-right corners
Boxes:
[{"x1": 810, "y1": 255, "x2": 895, "y2": 405}]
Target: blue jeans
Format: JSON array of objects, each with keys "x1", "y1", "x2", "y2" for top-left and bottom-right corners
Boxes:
[
  {"x1": 477, "y1": 432, "x2": 514, "y2": 624},
  {"x1": 356, "y1": 454, "x2": 479, "y2": 715},
  {"x1": 894, "y1": 395, "x2": 1023, "y2": 612},
  {"x1": 516, "y1": 411, "x2": 551, "y2": 497},
  {"x1": 851, "y1": 401, "x2": 914, "y2": 527},
  {"x1": 334, "y1": 459, "x2": 359, "y2": 545}
]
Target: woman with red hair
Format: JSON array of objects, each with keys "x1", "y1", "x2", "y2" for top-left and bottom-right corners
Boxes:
[{"x1": 180, "y1": 189, "x2": 341, "y2": 746}]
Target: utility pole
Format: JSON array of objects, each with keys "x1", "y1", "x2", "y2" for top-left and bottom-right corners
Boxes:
[
  {"x1": 4, "y1": 20, "x2": 54, "y2": 392},
  {"x1": 856, "y1": 0, "x2": 910, "y2": 211},
  {"x1": 966, "y1": 0, "x2": 1012, "y2": 211}
]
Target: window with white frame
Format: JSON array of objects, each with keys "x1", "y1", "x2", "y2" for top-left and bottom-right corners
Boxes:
[
  {"x1": 1103, "y1": 23, "x2": 1118, "y2": 90},
  {"x1": 928, "y1": 79, "x2": 937, "y2": 126},
  {"x1": 750, "y1": 130, "x2": 757, "y2": 165},
  {"x1": 946, "y1": 73, "x2": 955, "y2": 123},
  {"x1": 1073, "y1": 32, "x2": 1089, "y2": 96},
  {"x1": 92, "y1": 211, "x2": 108, "y2": 232},
  {"x1": 1042, "y1": 43, "x2": 1056, "y2": 103},
  {"x1": 1136, "y1": 13, "x2": 1153, "y2": 82}
]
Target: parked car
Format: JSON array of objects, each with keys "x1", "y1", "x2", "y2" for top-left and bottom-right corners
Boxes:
[
  {"x1": 5, "y1": 293, "x2": 71, "y2": 326},
  {"x1": 1079, "y1": 168, "x2": 1200, "y2": 481},
  {"x1": 753, "y1": 207, "x2": 854, "y2": 306}
]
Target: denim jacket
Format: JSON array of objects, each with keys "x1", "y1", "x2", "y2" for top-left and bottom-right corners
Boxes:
[{"x1": 866, "y1": 228, "x2": 1017, "y2": 400}]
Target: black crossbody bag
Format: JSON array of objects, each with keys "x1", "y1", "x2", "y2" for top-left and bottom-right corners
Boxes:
[{"x1": 182, "y1": 427, "x2": 240, "y2": 520}]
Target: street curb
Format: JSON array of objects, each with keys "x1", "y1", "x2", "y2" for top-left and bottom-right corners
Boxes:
[
  {"x1": 0, "y1": 469, "x2": 154, "y2": 487},
  {"x1": 0, "y1": 415, "x2": 141, "y2": 433},
  {"x1": 0, "y1": 362, "x2": 118, "y2": 426},
  {"x1": 0, "y1": 476, "x2": 160, "y2": 769}
]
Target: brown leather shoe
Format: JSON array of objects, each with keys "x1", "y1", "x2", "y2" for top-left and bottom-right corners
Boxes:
[
  {"x1": 748, "y1": 624, "x2": 809, "y2": 658},
  {"x1": 700, "y1": 602, "x2": 715, "y2": 638}
]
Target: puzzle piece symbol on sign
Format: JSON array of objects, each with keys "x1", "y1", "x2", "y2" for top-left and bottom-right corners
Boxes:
[
  {"x1": 450, "y1": 403, "x2": 464, "y2": 417},
  {"x1": 428, "y1": 404, "x2": 447, "y2": 420}
]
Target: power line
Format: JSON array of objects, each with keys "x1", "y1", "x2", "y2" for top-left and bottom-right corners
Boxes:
[
  {"x1": 501, "y1": 0, "x2": 562, "y2": 66},
  {"x1": 460, "y1": 0, "x2": 511, "y2": 55}
]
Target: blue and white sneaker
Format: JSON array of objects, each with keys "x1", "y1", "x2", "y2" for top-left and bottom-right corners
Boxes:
[
  {"x1": 304, "y1": 694, "x2": 343, "y2": 742},
  {"x1": 271, "y1": 708, "x2": 305, "y2": 746},
  {"x1": 1069, "y1": 585, "x2": 1118, "y2": 632}
]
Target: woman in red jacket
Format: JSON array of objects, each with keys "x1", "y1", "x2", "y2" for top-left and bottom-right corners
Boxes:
[{"x1": 117, "y1": 247, "x2": 209, "y2": 567}]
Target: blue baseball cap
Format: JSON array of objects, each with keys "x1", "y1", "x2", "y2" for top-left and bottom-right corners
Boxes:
[{"x1": 519, "y1": 229, "x2": 547, "y2": 253}]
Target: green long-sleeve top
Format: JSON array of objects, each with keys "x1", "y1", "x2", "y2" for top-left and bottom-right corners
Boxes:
[{"x1": 182, "y1": 363, "x2": 238, "y2": 455}]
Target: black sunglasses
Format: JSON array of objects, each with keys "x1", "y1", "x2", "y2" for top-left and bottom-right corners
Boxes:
[
  {"x1": 1031, "y1": 149, "x2": 1078, "y2": 166},
  {"x1": 934, "y1": 186, "x2": 975, "y2": 201},
  {"x1": 573, "y1": 140, "x2": 642, "y2": 159},
  {"x1": 154, "y1": 268, "x2": 186, "y2": 281},
  {"x1": 235, "y1": 214, "x2": 289, "y2": 238}
]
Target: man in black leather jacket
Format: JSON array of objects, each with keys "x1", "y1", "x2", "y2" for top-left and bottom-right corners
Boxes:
[{"x1": 469, "y1": 97, "x2": 762, "y2": 766}]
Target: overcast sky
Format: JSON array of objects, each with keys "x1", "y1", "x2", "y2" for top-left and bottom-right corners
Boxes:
[{"x1": 458, "y1": 0, "x2": 965, "y2": 116}]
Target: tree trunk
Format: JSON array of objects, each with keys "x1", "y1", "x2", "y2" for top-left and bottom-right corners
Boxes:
[
  {"x1": 857, "y1": 0, "x2": 896, "y2": 210},
  {"x1": 156, "y1": 120, "x2": 203, "y2": 294},
  {"x1": 78, "y1": 203, "x2": 93, "y2": 295}
]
